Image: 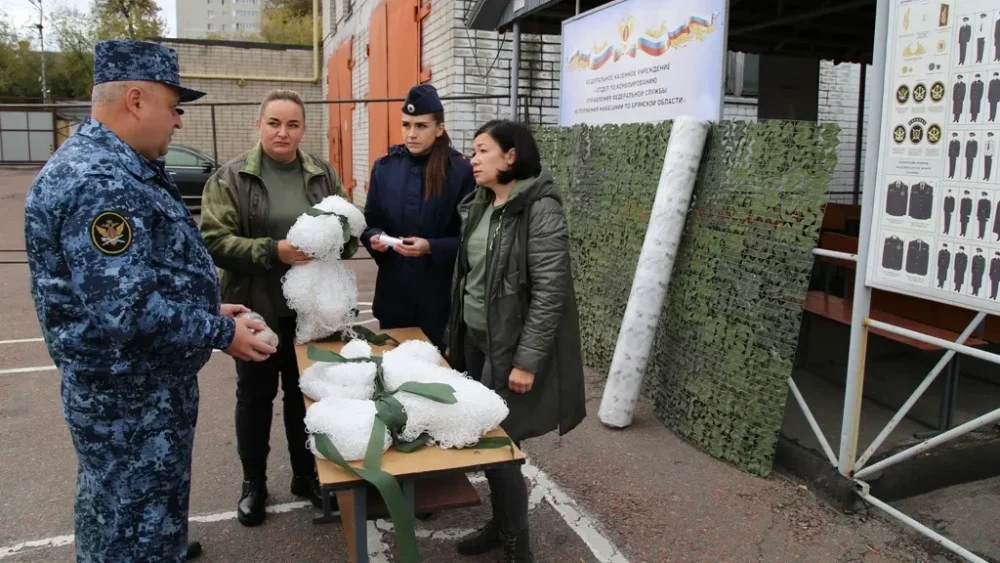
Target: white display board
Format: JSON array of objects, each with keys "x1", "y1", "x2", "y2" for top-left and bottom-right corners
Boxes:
[
  {"x1": 558, "y1": 0, "x2": 728, "y2": 126},
  {"x1": 866, "y1": 0, "x2": 1000, "y2": 314}
]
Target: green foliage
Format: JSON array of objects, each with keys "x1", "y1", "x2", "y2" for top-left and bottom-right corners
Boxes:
[
  {"x1": 91, "y1": 0, "x2": 167, "y2": 40},
  {"x1": 0, "y1": 0, "x2": 164, "y2": 102},
  {"x1": 207, "y1": 0, "x2": 318, "y2": 46},
  {"x1": 535, "y1": 120, "x2": 839, "y2": 476}
]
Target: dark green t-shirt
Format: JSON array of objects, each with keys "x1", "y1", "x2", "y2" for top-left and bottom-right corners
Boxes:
[
  {"x1": 260, "y1": 153, "x2": 312, "y2": 317},
  {"x1": 463, "y1": 202, "x2": 502, "y2": 331}
]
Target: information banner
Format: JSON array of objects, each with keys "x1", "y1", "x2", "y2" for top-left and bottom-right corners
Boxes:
[
  {"x1": 866, "y1": 0, "x2": 1000, "y2": 314},
  {"x1": 558, "y1": 0, "x2": 728, "y2": 126}
]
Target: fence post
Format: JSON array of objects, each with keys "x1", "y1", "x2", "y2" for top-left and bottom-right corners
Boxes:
[{"x1": 210, "y1": 105, "x2": 219, "y2": 163}]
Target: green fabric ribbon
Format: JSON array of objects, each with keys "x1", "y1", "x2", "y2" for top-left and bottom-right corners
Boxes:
[
  {"x1": 304, "y1": 207, "x2": 353, "y2": 250},
  {"x1": 316, "y1": 323, "x2": 401, "y2": 347},
  {"x1": 305, "y1": 342, "x2": 516, "y2": 561}
]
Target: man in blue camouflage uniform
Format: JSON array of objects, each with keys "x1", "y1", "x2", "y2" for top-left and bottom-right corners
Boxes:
[{"x1": 24, "y1": 40, "x2": 278, "y2": 563}]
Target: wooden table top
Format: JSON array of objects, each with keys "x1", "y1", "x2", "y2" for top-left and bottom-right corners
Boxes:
[{"x1": 296, "y1": 327, "x2": 525, "y2": 488}]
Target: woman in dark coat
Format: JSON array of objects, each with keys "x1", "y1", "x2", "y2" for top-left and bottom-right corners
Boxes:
[
  {"x1": 444, "y1": 119, "x2": 587, "y2": 563},
  {"x1": 360, "y1": 84, "x2": 475, "y2": 350}
]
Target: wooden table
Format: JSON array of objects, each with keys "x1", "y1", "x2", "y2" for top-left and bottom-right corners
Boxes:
[{"x1": 296, "y1": 327, "x2": 525, "y2": 563}]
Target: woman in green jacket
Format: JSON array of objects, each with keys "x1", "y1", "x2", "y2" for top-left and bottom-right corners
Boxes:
[
  {"x1": 199, "y1": 89, "x2": 357, "y2": 527},
  {"x1": 445, "y1": 119, "x2": 587, "y2": 563}
]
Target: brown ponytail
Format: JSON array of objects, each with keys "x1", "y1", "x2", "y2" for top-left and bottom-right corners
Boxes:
[{"x1": 425, "y1": 111, "x2": 450, "y2": 200}]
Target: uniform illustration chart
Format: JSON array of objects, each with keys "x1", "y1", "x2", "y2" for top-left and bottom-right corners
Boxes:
[{"x1": 866, "y1": 0, "x2": 1000, "y2": 315}]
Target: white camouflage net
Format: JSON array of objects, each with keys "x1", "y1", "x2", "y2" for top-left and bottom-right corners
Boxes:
[
  {"x1": 303, "y1": 337, "x2": 509, "y2": 457},
  {"x1": 382, "y1": 340, "x2": 508, "y2": 448},
  {"x1": 283, "y1": 195, "x2": 367, "y2": 344},
  {"x1": 305, "y1": 396, "x2": 391, "y2": 461},
  {"x1": 395, "y1": 375, "x2": 509, "y2": 448},
  {"x1": 341, "y1": 338, "x2": 373, "y2": 359},
  {"x1": 299, "y1": 360, "x2": 378, "y2": 401}
]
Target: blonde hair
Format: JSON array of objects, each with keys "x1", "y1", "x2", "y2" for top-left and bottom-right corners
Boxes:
[{"x1": 259, "y1": 89, "x2": 306, "y2": 119}]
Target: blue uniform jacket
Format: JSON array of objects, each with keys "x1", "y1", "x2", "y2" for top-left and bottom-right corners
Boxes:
[
  {"x1": 25, "y1": 117, "x2": 235, "y2": 377},
  {"x1": 360, "y1": 144, "x2": 475, "y2": 348}
]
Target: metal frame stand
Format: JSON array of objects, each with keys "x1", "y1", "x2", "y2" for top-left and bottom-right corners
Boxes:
[{"x1": 785, "y1": 2, "x2": 999, "y2": 561}]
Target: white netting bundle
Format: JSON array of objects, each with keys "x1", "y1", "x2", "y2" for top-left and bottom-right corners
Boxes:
[
  {"x1": 380, "y1": 342, "x2": 465, "y2": 392},
  {"x1": 299, "y1": 360, "x2": 378, "y2": 401},
  {"x1": 341, "y1": 338, "x2": 373, "y2": 359},
  {"x1": 381, "y1": 340, "x2": 509, "y2": 448},
  {"x1": 283, "y1": 261, "x2": 358, "y2": 343},
  {"x1": 305, "y1": 396, "x2": 391, "y2": 461},
  {"x1": 283, "y1": 195, "x2": 367, "y2": 344},
  {"x1": 285, "y1": 212, "x2": 345, "y2": 259},
  {"x1": 313, "y1": 194, "x2": 366, "y2": 239},
  {"x1": 395, "y1": 375, "x2": 509, "y2": 448}
]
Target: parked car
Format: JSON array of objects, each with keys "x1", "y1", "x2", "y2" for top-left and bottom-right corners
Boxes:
[{"x1": 163, "y1": 143, "x2": 219, "y2": 211}]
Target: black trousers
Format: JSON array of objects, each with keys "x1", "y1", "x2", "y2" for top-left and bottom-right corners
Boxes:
[
  {"x1": 464, "y1": 326, "x2": 529, "y2": 533},
  {"x1": 235, "y1": 317, "x2": 314, "y2": 480}
]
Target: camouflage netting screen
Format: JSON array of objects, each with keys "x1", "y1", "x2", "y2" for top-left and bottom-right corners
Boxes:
[{"x1": 535, "y1": 120, "x2": 839, "y2": 476}]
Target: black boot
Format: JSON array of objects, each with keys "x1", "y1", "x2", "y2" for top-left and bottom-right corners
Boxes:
[
  {"x1": 186, "y1": 541, "x2": 202, "y2": 560},
  {"x1": 237, "y1": 480, "x2": 268, "y2": 527},
  {"x1": 290, "y1": 473, "x2": 327, "y2": 509},
  {"x1": 457, "y1": 517, "x2": 502, "y2": 555},
  {"x1": 498, "y1": 530, "x2": 533, "y2": 563}
]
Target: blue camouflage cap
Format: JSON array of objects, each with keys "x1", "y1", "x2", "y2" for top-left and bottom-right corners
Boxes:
[
  {"x1": 402, "y1": 84, "x2": 443, "y2": 116},
  {"x1": 93, "y1": 40, "x2": 206, "y2": 103}
]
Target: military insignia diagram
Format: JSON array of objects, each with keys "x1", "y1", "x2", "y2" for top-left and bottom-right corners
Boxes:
[
  {"x1": 90, "y1": 211, "x2": 134, "y2": 256},
  {"x1": 869, "y1": 1, "x2": 1000, "y2": 312}
]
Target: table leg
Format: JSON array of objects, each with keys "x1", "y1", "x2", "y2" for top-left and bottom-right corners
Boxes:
[
  {"x1": 915, "y1": 356, "x2": 960, "y2": 439},
  {"x1": 312, "y1": 486, "x2": 338, "y2": 525},
  {"x1": 795, "y1": 313, "x2": 812, "y2": 369},
  {"x1": 943, "y1": 356, "x2": 959, "y2": 430},
  {"x1": 337, "y1": 486, "x2": 369, "y2": 563},
  {"x1": 403, "y1": 480, "x2": 415, "y2": 514}
]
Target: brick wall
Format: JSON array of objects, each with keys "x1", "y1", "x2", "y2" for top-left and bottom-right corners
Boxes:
[
  {"x1": 157, "y1": 38, "x2": 324, "y2": 164},
  {"x1": 818, "y1": 60, "x2": 874, "y2": 203}
]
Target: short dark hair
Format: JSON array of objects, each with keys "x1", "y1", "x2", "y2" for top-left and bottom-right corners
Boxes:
[{"x1": 474, "y1": 119, "x2": 542, "y2": 184}]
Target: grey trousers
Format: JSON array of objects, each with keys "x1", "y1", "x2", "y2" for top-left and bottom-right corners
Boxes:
[{"x1": 465, "y1": 326, "x2": 529, "y2": 532}]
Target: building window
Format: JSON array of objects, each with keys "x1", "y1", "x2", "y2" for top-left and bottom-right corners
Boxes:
[
  {"x1": 725, "y1": 52, "x2": 760, "y2": 98},
  {"x1": 221, "y1": 23, "x2": 227, "y2": 30},
  {"x1": 207, "y1": 22, "x2": 213, "y2": 30},
  {"x1": 208, "y1": 10, "x2": 214, "y2": 17}
]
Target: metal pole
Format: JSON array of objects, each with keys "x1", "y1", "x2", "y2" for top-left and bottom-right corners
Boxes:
[
  {"x1": 856, "y1": 486, "x2": 990, "y2": 563},
  {"x1": 576, "y1": 0, "x2": 581, "y2": 15},
  {"x1": 788, "y1": 376, "x2": 839, "y2": 467},
  {"x1": 837, "y1": 0, "x2": 890, "y2": 477},
  {"x1": 865, "y1": 319, "x2": 1000, "y2": 363},
  {"x1": 812, "y1": 248, "x2": 857, "y2": 262},
  {"x1": 30, "y1": 0, "x2": 47, "y2": 103},
  {"x1": 510, "y1": 21, "x2": 521, "y2": 120},
  {"x1": 855, "y1": 312, "x2": 987, "y2": 470},
  {"x1": 855, "y1": 406, "x2": 1000, "y2": 480},
  {"x1": 210, "y1": 105, "x2": 219, "y2": 163},
  {"x1": 852, "y1": 63, "x2": 866, "y2": 204}
]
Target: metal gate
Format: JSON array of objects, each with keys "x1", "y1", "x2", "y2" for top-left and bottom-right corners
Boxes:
[{"x1": 0, "y1": 107, "x2": 56, "y2": 164}]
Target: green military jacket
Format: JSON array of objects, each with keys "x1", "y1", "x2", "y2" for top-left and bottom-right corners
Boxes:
[{"x1": 199, "y1": 144, "x2": 358, "y2": 332}]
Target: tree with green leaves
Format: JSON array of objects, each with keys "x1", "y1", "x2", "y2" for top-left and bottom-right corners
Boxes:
[
  {"x1": 91, "y1": 0, "x2": 167, "y2": 40},
  {"x1": 206, "y1": 0, "x2": 318, "y2": 45}
]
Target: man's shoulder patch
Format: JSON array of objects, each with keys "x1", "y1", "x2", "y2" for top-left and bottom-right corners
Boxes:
[{"x1": 90, "y1": 211, "x2": 133, "y2": 256}]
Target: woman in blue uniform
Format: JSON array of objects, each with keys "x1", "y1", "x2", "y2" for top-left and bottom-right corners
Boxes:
[{"x1": 361, "y1": 84, "x2": 475, "y2": 350}]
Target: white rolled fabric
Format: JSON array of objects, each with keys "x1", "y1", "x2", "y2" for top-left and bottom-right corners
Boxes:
[{"x1": 598, "y1": 116, "x2": 711, "y2": 428}]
